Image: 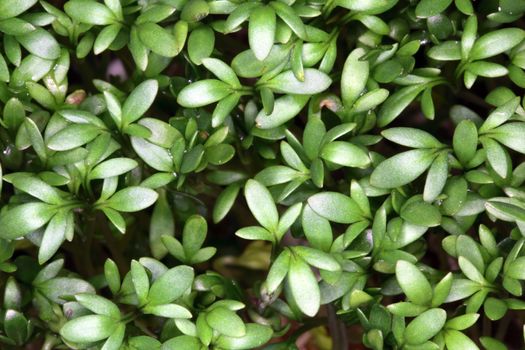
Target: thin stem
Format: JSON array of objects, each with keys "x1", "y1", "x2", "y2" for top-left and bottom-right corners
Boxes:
[{"x1": 327, "y1": 304, "x2": 348, "y2": 350}]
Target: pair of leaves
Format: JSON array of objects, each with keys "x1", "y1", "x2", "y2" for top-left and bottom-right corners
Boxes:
[{"x1": 266, "y1": 246, "x2": 340, "y2": 316}]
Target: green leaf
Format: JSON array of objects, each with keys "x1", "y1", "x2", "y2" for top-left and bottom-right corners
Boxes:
[
  {"x1": 142, "y1": 9, "x2": 176, "y2": 31},
  {"x1": 293, "y1": 246, "x2": 340, "y2": 271},
  {"x1": 288, "y1": 257, "x2": 320, "y2": 316},
  {"x1": 75, "y1": 293, "x2": 120, "y2": 319},
  {"x1": 206, "y1": 307, "x2": 246, "y2": 337},
  {"x1": 131, "y1": 137, "x2": 174, "y2": 172},
  {"x1": 341, "y1": 48, "x2": 368, "y2": 107},
  {"x1": 382, "y1": 127, "x2": 443, "y2": 148},
  {"x1": 182, "y1": 215, "x2": 208, "y2": 257},
  {"x1": 401, "y1": 199, "x2": 442, "y2": 227},
  {"x1": 352, "y1": 88, "x2": 389, "y2": 113},
  {"x1": 307, "y1": 192, "x2": 363, "y2": 224},
  {"x1": 17, "y1": 28, "x2": 60, "y2": 60},
  {"x1": 486, "y1": 200, "x2": 525, "y2": 223},
  {"x1": 188, "y1": 25, "x2": 215, "y2": 65},
  {"x1": 269, "y1": 1, "x2": 306, "y2": 39},
  {"x1": 506, "y1": 256, "x2": 525, "y2": 279},
  {"x1": 122, "y1": 79, "x2": 158, "y2": 126},
  {"x1": 36, "y1": 277, "x2": 95, "y2": 304},
  {"x1": 280, "y1": 141, "x2": 307, "y2": 171},
  {"x1": 0, "y1": 203, "x2": 56, "y2": 239},
  {"x1": 0, "y1": 53, "x2": 9, "y2": 82},
  {"x1": 181, "y1": 145, "x2": 205, "y2": 173},
  {"x1": 104, "y1": 259, "x2": 121, "y2": 295},
  {"x1": 470, "y1": 28, "x2": 525, "y2": 61},
  {"x1": 231, "y1": 45, "x2": 289, "y2": 78},
  {"x1": 336, "y1": 0, "x2": 397, "y2": 14},
  {"x1": 148, "y1": 266, "x2": 194, "y2": 305},
  {"x1": 94, "y1": 24, "x2": 121, "y2": 55},
  {"x1": 202, "y1": 58, "x2": 240, "y2": 87},
  {"x1": 212, "y1": 93, "x2": 240, "y2": 128},
  {"x1": 423, "y1": 152, "x2": 448, "y2": 202},
  {"x1": 38, "y1": 210, "x2": 71, "y2": 264},
  {"x1": 276, "y1": 202, "x2": 302, "y2": 239},
  {"x1": 177, "y1": 79, "x2": 231, "y2": 108},
  {"x1": 444, "y1": 329, "x2": 479, "y2": 350},
  {"x1": 481, "y1": 138, "x2": 509, "y2": 178},
  {"x1": 47, "y1": 124, "x2": 102, "y2": 151},
  {"x1": 445, "y1": 279, "x2": 482, "y2": 303},
  {"x1": 64, "y1": 0, "x2": 116, "y2": 25},
  {"x1": 180, "y1": 0, "x2": 209, "y2": 22},
  {"x1": 144, "y1": 304, "x2": 192, "y2": 319},
  {"x1": 466, "y1": 61, "x2": 508, "y2": 78},
  {"x1": 131, "y1": 260, "x2": 149, "y2": 305},
  {"x1": 207, "y1": 144, "x2": 235, "y2": 165},
  {"x1": 255, "y1": 94, "x2": 309, "y2": 129},
  {"x1": 405, "y1": 308, "x2": 447, "y2": 345},
  {"x1": 106, "y1": 187, "x2": 158, "y2": 212},
  {"x1": 266, "y1": 69, "x2": 332, "y2": 95},
  {"x1": 162, "y1": 336, "x2": 201, "y2": 349},
  {"x1": 7, "y1": 174, "x2": 63, "y2": 204},
  {"x1": 213, "y1": 184, "x2": 240, "y2": 223},
  {"x1": 235, "y1": 226, "x2": 274, "y2": 242},
  {"x1": 60, "y1": 315, "x2": 117, "y2": 343},
  {"x1": 102, "y1": 323, "x2": 125, "y2": 350},
  {"x1": 0, "y1": 0, "x2": 36, "y2": 20},
  {"x1": 415, "y1": 0, "x2": 452, "y2": 18},
  {"x1": 456, "y1": 0, "x2": 474, "y2": 14},
  {"x1": 370, "y1": 149, "x2": 436, "y2": 188},
  {"x1": 302, "y1": 204, "x2": 332, "y2": 251},
  {"x1": 27, "y1": 82, "x2": 56, "y2": 110},
  {"x1": 90, "y1": 158, "x2": 138, "y2": 179},
  {"x1": 320, "y1": 141, "x2": 370, "y2": 168},
  {"x1": 480, "y1": 337, "x2": 508, "y2": 350},
  {"x1": 266, "y1": 250, "x2": 290, "y2": 293},
  {"x1": 249, "y1": 6, "x2": 276, "y2": 61},
  {"x1": 428, "y1": 41, "x2": 462, "y2": 61},
  {"x1": 432, "y1": 273, "x2": 453, "y2": 307},
  {"x1": 396, "y1": 260, "x2": 433, "y2": 305},
  {"x1": 461, "y1": 15, "x2": 477, "y2": 58},
  {"x1": 445, "y1": 313, "x2": 479, "y2": 330},
  {"x1": 137, "y1": 23, "x2": 180, "y2": 57},
  {"x1": 4, "y1": 309, "x2": 28, "y2": 345},
  {"x1": 453, "y1": 120, "x2": 478, "y2": 164},
  {"x1": 484, "y1": 297, "x2": 507, "y2": 321},
  {"x1": 216, "y1": 323, "x2": 273, "y2": 350},
  {"x1": 458, "y1": 256, "x2": 486, "y2": 285},
  {"x1": 244, "y1": 179, "x2": 278, "y2": 231},
  {"x1": 491, "y1": 123, "x2": 525, "y2": 154},
  {"x1": 387, "y1": 302, "x2": 428, "y2": 317},
  {"x1": 456, "y1": 235, "x2": 484, "y2": 273},
  {"x1": 378, "y1": 84, "x2": 427, "y2": 126},
  {"x1": 129, "y1": 27, "x2": 148, "y2": 71}
]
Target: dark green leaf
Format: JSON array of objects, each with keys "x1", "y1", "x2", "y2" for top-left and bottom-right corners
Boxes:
[
  {"x1": 64, "y1": 0, "x2": 116, "y2": 25},
  {"x1": 60, "y1": 315, "x2": 117, "y2": 343},
  {"x1": 288, "y1": 257, "x2": 320, "y2": 316},
  {"x1": 0, "y1": 203, "x2": 56, "y2": 239},
  {"x1": 470, "y1": 28, "x2": 525, "y2": 60},
  {"x1": 405, "y1": 308, "x2": 447, "y2": 344},
  {"x1": 320, "y1": 141, "x2": 370, "y2": 168},
  {"x1": 396, "y1": 260, "x2": 432, "y2": 305},
  {"x1": 106, "y1": 187, "x2": 158, "y2": 212},
  {"x1": 249, "y1": 6, "x2": 276, "y2": 61},
  {"x1": 370, "y1": 149, "x2": 436, "y2": 188},
  {"x1": 244, "y1": 179, "x2": 278, "y2": 231},
  {"x1": 177, "y1": 80, "x2": 231, "y2": 108},
  {"x1": 307, "y1": 192, "x2": 363, "y2": 224}
]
